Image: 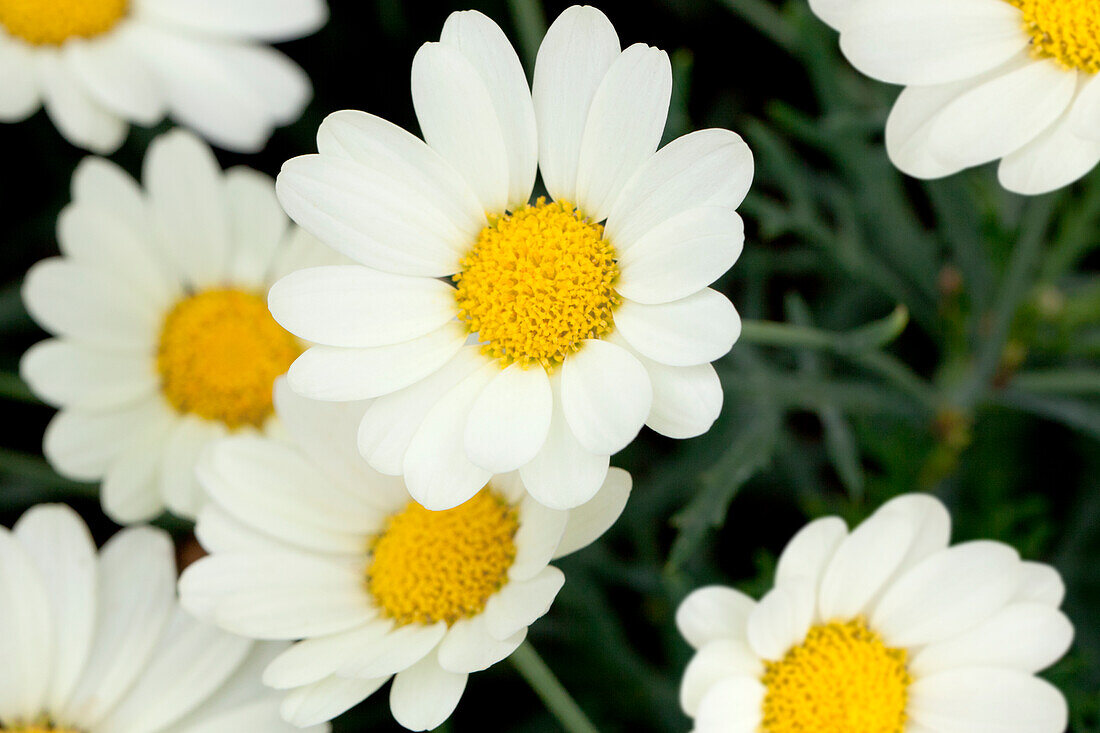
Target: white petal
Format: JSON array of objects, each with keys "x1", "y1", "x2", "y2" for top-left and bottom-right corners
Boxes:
[
  {"x1": 871, "y1": 540, "x2": 1021, "y2": 647},
  {"x1": 440, "y1": 10, "x2": 538, "y2": 210},
  {"x1": 70, "y1": 156, "x2": 146, "y2": 233},
  {"x1": 0, "y1": 40, "x2": 38, "y2": 121},
  {"x1": 560, "y1": 339, "x2": 652, "y2": 454},
  {"x1": 0, "y1": 527, "x2": 53, "y2": 722},
  {"x1": 21, "y1": 339, "x2": 156, "y2": 411},
  {"x1": 838, "y1": 0, "x2": 1027, "y2": 86},
  {"x1": 928, "y1": 57, "x2": 1077, "y2": 169},
  {"x1": 675, "y1": 585, "x2": 756, "y2": 649},
  {"x1": 276, "y1": 154, "x2": 468, "y2": 277},
  {"x1": 411, "y1": 41, "x2": 510, "y2": 214},
  {"x1": 553, "y1": 466, "x2": 631, "y2": 558},
  {"x1": 287, "y1": 322, "x2": 467, "y2": 401},
  {"x1": 36, "y1": 51, "x2": 127, "y2": 154},
  {"x1": 875, "y1": 492, "x2": 953, "y2": 575},
  {"x1": 574, "y1": 43, "x2": 672, "y2": 221},
  {"x1": 910, "y1": 602, "x2": 1074, "y2": 675},
  {"x1": 195, "y1": 505, "x2": 291, "y2": 556},
  {"x1": 616, "y1": 207, "x2": 744, "y2": 304},
  {"x1": 403, "y1": 363, "x2": 497, "y2": 510},
  {"x1": 389, "y1": 650, "x2": 469, "y2": 732},
  {"x1": 1013, "y1": 562, "x2": 1065, "y2": 607},
  {"x1": 11, "y1": 505, "x2": 97, "y2": 711},
  {"x1": 533, "y1": 5, "x2": 620, "y2": 203},
  {"x1": 909, "y1": 668, "x2": 1068, "y2": 733},
  {"x1": 225, "y1": 167, "x2": 288, "y2": 288},
  {"x1": 160, "y1": 416, "x2": 220, "y2": 519},
  {"x1": 999, "y1": 104, "x2": 1100, "y2": 195},
  {"x1": 62, "y1": 527, "x2": 176, "y2": 725},
  {"x1": 138, "y1": 0, "x2": 327, "y2": 42},
  {"x1": 437, "y1": 616, "x2": 526, "y2": 674},
  {"x1": 1071, "y1": 73, "x2": 1100, "y2": 141},
  {"x1": 775, "y1": 516, "x2": 848, "y2": 594},
  {"x1": 178, "y1": 554, "x2": 374, "y2": 640},
  {"x1": 280, "y1": 675, "x2": 387, "y2": 728},
  {"x1": 605, "y1": 129, "x2": 754, "y2": 247},
  {"x1": 885, "y1": 78, "x2": 984, "y2": 180},
  {"x1": 269, "y1": 265, "x2": 457, "y2": 348},
  {"x1": 22, "y1": 258, "x2": 159, "y2": 350},
  {"x1": 184, "y1": 41, "x2": 310, "y2": 127},
  {"x1": 519, "y1": 377, "x2": 610, "y2": 510},
  {"x1": 357, "y1": 348, "x2": 486, "y2": 475},
  {"x1": 43, "y1": 398, "x2": 171, "y2": 482},
  {"x1": 65, "y1": 36, "x2": 164, "y2": 124},
  {"x1": 263, "y1": 622, "x2": 393, "y2": 690},
  {"x1": 635, "y1": 351, "x2": 723, "y2": 440},
  {"x1": 817, "y1": 509, "x2": 916, "y2": 620},
  {"x1": 746, "y1": 580, "x2": 815, "y2": 660},
  {"x1": 336, "y1": 622, "x2": 447, "y2": 679},
  {"x1": 680, "y1": 639, "x2": 763, "y2": 717},
  {"x1": 143, "y1": 129, "x2": 231, "y2": 289},
  {"x1": 464, "y1": 363, "x2": 552, "y2": 473},
  {"x1": 510, "y1": 498, "x2": 569, "y2": 581},
  {"x1": 693, "y1": 677, "x2": 765, "y2": 733},
  {"x1": 482, "y1": 567, "x2": 565, "y2": 640},
  {"x1": 100, "y1": 413, "x2": 175, "y2": 524},
  {"x1": 614, "y1": 289, "x2": 741, "y2": 367}
]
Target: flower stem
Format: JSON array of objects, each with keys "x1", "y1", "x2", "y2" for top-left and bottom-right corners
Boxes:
[{"x1": 510, "y1": 642, "x2": 599, "y2": 733}]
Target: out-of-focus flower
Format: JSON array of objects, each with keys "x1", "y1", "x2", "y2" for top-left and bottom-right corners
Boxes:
[
  {"x1": 0, "y1": 503, "x2": 327, "y2": 733},
  {"x1": 270, "y1": 5, "x2": 752, "y2": 512},
  {"x1": 811, "y1": 0, "x2": 1100, "y2": 194},
  {"x1": 179, "y1": 380, "x2": 631, "y2": 731},
  {"x1": 0, "y1": 0, "x2": 327, "y2": 152},
  {"x1": 676, "y1": 493, "x2": 1073, "y2": 733},
  {"x1": 21, "y1": 129, "x2": 336, "y2": 524}
]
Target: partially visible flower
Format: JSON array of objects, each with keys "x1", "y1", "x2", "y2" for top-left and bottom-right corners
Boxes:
[
  {"x1": 179, "y1": 380, "x2": 632, "y2": 730},
  {"x1": 811, "y1": 0, "x2": 1100, "y2": 194},
  {"x1": 270, "y1": 5, "x2": 752, "y2": 512},
  {"x1": 676, "y1": 493, "x2": 1073, "y2": 733},
  {"x1": 0, "y1": 503, "x2": 326, "y2": 733},
  {"x1": 0, "y1": 0, "x2": 327, "y2": 152},
  {"x1": 21, "y1": 129, "x2": 336, "y2": 524}
]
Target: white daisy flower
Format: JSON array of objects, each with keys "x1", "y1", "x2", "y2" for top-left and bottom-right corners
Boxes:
[
  {"x1": 811, "y1": 0, "x2": 1100, "y2": 194},
  {"x1": 178, "y1": 379, "x2": 632, "y2": 731},
  {"x1": 675, "y1": 493, "x2": 1074, "y2": 733},
  {"x1": 269, "y1": 4, "x2": 753, "y2": 512},
  {"x1": 21, "y1": 129, "x2": 336, "y2": 524},
  {"x1": 0, "y1": 0, "x2": 326, "y2": 153},
  {"x1": 0, "y1": 503, "x2": 328, "y2": 733}
]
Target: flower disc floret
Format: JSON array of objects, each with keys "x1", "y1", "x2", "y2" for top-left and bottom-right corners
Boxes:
[
  {"x1": 1007, "y1": 0, "x2": 1100, "y2": 73},
  {"x1": 0, "y1": 0, "x2": 127, "y2": 45},
  {"x1": 157, "y1": 289, "x2": 301, "y2": 429},
  {"x1": 366, "y1": 489, "x2": 519, "y2": 626},
  {"x1": 761, "y1": 618, "x2": 911, "y2": 733},
  {"x1": 454, "y1": 198, "x2": 620, "y2": 370}
]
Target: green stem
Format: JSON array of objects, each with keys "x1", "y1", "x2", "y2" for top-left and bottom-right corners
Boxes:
[{"x1": 510, "y1": 642, "x2": 599, "y2": 733}]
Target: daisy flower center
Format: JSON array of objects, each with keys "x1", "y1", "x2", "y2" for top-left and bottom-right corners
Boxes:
[
  {"x1": 2, "y1": 722, "x2": 81, "y2": 732},
  {"x1": 0, "y1": 0, "x2": 127, "y2": 45},
  {"x1": 761, "y1": 618, "x2": 911, "y2": 733},
  {"x1": 366, "y1": 488, "x2": 518, "y2": 626},
  {"x1": 1007, "y1": 0, "x2": 1100, "y2": 73},
  {"x1": 453, "y1": 197, "x2": 620, "y2": 370},
  {"x1": 157, "y1": 289, "x2": 301, "y2": 430}
]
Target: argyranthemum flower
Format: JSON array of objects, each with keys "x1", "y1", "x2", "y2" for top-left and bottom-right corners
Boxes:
[
  {"x1": 270, "y1": 5, "x2": 753, "y2": 512},
  {"x1": 0, "y1": 0, "x2": 326, "y2": 153},
  {"x1": 178, "y1": 379, "x2": 632, "y2": 730},
  {"x1": 675, "y1": 493, "x2": 1074, "y2": 733},
  {"x1": 811, "y1": 0, "x2": 1100, "y2": 194},
  {"x1": 21, "y1": 129, "x2": 336, "y2": 524},
  {"x1": 0, "y1": 503, "x2": 329, "y2": 733}
]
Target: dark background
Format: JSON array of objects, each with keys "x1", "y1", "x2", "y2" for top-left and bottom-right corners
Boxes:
[{"x1": 1, "y1": 0, "x2": 1098, "y2": 731}]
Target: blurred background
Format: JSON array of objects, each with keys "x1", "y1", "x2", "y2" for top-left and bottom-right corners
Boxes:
[{"x1": 1, "y1": 0, "x2": 1098, "y2": 730}]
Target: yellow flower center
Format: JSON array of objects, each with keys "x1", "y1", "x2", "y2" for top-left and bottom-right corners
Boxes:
[
  {"x1": 761, "y1": 618, "x2": 911, "y2": 733},
  {"x1": 2, "y1": 719, "x2": 81, "y2": 733},
  {"x1": 453, "y1": 198, "x2": 620, "y2": 370},
  {"x1": 157, "y1": 289, "x2": 301, "y2": 430},
  {"x1": 366, "y1": 489, "x2": 519, "y2": 626},
  {"x1": 1007, "y1": 0, "x2": 1100, "y2": 73},
  {"x1": 0, "y1": 0, "x2": 127, "y2": 45}
]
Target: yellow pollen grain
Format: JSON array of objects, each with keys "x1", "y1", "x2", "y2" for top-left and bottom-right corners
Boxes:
[
  {"x1": 1006, "y1": 0, "x2": 1100, "y2": 74},
  {"x1": 157, "y1": 289, "x2": 301, "y2": 430},
  {"x1": 761, "y1": 618, "x2": 911, "y2": 733},
  {"x1": 0, "y1": 0, "x2": 127, "y2": 46},
  {"x1": 454, "y1": 197, "x2": 620, "y2": 370},
  {"x1": 366, "y1": 489, "x2": 519, "y2": 626}
]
